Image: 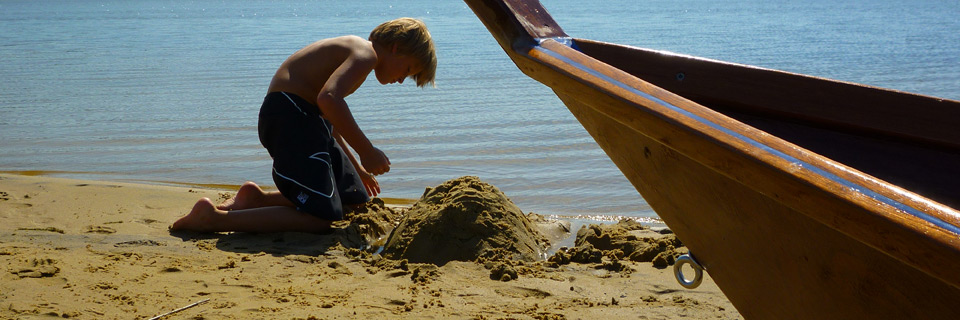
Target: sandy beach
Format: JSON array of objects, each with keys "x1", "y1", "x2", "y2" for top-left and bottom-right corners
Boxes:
[{"x1": 0, "y1": 173, "x2": 740, "y2": 319}]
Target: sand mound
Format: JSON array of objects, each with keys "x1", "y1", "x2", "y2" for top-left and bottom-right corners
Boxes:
[
  {"x1": 549, "y1": 220, "x2": 685, "y2": 269},
  {"x1": 336, "y1": 198, "x2": 405, "y2": 249},
  {"x1": 381, "y1": 176, "x2": 549, "y2": 266}
]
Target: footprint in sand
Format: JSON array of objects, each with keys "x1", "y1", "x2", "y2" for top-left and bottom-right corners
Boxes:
[
  {"x1": 11, "y1": 258, "x2": 60, "y2": 278},
  {"x1": 0, "y1": 191, "x2": 34, "y2": 208},
  {"x1": 84, "y1": 225, "x2": 117, "y2": 234},
  {"x1": 494, "y1": 286, "x2": 552, "y2": 298},
  {"x1": 114, "y1": 239, "x2": 164, "y2": 247},
  {"x1": 16, "y1": 227, "x2": 64, "y2": 234}
]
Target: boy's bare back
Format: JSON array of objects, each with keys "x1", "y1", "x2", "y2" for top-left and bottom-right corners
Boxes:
[{"x1": 267, "y1": 35, "x2": 376, "y2": 106}]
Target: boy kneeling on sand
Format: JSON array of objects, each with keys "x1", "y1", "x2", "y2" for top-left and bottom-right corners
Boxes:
[{"x1": 172, "y1": 18, "x2": 436, "y2": 233}]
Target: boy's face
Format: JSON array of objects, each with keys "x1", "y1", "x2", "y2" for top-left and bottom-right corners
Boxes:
[{"x1": 375, "y1": 47, "x2": 424, "y2": 85}]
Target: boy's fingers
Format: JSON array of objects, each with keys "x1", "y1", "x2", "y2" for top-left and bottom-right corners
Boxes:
[{"x1": 362, "y1": 176, "x2": 377, "y2": 197}]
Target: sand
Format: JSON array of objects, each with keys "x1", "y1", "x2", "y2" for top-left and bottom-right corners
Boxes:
[
  {"x1": 0, "y1": 173, "x2": 741, "y2": 319},
  {"x1": 382, "y1": 176, "x2": 550, "y2": 265}
]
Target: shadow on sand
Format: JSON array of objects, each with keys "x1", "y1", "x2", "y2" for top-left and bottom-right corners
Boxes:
[{"x1": 167, "y1": 228, "x2": 359, "y2": 257}]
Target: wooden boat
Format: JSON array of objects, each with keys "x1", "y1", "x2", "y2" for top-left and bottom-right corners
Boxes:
[{"x1": 464, "y1": 0, "x2": 960, "y2": 318}]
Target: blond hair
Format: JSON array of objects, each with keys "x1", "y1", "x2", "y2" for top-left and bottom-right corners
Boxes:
[{"x1": 369, "y1": 17, "x2": 437, "y2": 88}]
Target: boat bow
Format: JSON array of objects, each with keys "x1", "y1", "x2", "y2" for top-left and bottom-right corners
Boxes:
[{"x1": 467, "y1": 0, "x2": 960, "y2": 318}]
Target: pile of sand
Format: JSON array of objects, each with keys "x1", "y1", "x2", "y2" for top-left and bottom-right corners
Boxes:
[
  {"x1": 336, "y1": 198, "x2": 405, "y2": 249},
  {"x1": 550, "y1": 220, "x2": 685, "y2": 269},
  {"x1": 381, "y1": 176, "x2": 549, "y2": 266}
]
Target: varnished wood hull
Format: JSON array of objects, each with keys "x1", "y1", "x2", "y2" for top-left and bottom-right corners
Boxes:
[{"x1": 465, "y1": 0, "x2": 960, "y2": 318}]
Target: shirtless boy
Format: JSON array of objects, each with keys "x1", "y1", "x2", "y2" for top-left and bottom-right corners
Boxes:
[{"x1": 171, "y1": 18, "x2": 436, "y2": 233}]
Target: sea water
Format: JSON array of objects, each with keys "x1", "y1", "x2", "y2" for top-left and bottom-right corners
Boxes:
[{"x1": 1, "y1": 0, "x2": 958, "y2": 222}]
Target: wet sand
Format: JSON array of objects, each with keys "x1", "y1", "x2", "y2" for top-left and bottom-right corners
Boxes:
[{"x1": 0, "y1": 173, "x2": 740, "y2": 319}]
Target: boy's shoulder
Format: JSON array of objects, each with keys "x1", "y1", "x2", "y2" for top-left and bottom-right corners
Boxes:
[
  {"x1": 320, "y1": 35, "x2": 373, "y2": 53},
  {"x1": 326, "y1": 35, "x2": 370, "y2": 47},
  {"x1": 312, "y1": 35, "x2": 377, "y2": 63}
]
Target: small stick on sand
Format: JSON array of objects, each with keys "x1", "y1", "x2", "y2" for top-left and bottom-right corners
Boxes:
[{"x1": 148, "y1": 298, "x2": 210, "y2": 320}]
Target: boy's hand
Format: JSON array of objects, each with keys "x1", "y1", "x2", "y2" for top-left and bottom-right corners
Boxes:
[
  {"x1": 360, "y1": 171, "x2": 381, "y2": 197},
  {"x1": 360, "y1": 147, "x2": 391, "y2": 176}
]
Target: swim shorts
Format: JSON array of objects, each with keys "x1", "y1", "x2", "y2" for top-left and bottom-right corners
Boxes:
[{"x1": 258, "y1": 91, "x2": 370, "y2": 221}]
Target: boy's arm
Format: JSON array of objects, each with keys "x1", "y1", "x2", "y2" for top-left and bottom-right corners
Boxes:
[
  {"x1": 334, "y1": 130, "x2": 380, "y2": 197},
  {"x1": 316, "y1": 49, "x2": 391, "y2": 175}
]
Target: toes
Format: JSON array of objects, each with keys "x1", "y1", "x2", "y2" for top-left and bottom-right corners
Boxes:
[
  {"x1": 215, "y1": 201, "x2": 232, "y2": 210},
  {"x1": 171, "y1": 198, "x2": 216, "y2": 231}
]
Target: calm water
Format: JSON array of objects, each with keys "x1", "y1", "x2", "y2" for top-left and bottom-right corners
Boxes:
[{"x1": 1, "y1": 0, "x2": 958, "y2": 222}]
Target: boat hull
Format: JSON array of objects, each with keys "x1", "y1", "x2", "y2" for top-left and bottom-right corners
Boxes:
[
  {"x1": 466, "y1": 0, "x2": 960, "y2": 318},
  {"x1": 556, "y1": 89, "x2": 960, "y2": 318}
]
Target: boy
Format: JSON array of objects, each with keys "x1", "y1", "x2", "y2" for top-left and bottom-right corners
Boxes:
[{"x1": 171, "y1": 17, "x2": 436, "y2": 233}]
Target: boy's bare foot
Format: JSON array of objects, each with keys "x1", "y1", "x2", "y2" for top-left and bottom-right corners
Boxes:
[
  {"x1": 171, "y1": 198, "x2": 225, "y2": 232},
  {"x1": 217, "y1": 181, "x2": 264, "y2": 211}
]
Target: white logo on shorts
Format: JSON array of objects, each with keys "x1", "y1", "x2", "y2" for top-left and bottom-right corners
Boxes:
[{"x1": 297, "y1": 192, "x2": 309, "y2": 204}]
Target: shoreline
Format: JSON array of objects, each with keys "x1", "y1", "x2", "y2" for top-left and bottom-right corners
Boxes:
[
  {"x1": 0, "y1": 170, "x2": 667, "y2": 225},
  {"x1": 0, "y1": 173, "x2": 739, "y2": 319},
  {"x1": 0, "y1": 171, "x2": 665, "y2": 253}
]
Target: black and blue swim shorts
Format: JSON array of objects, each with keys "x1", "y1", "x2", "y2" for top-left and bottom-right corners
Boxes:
[{"x1": 257, "y1": 91, "x2": 370, "y2": 221}]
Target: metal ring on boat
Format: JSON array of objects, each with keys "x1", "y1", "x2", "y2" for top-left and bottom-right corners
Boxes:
[{"x1": 674, "y1": 253, "x2": 704, "y2": 289}]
